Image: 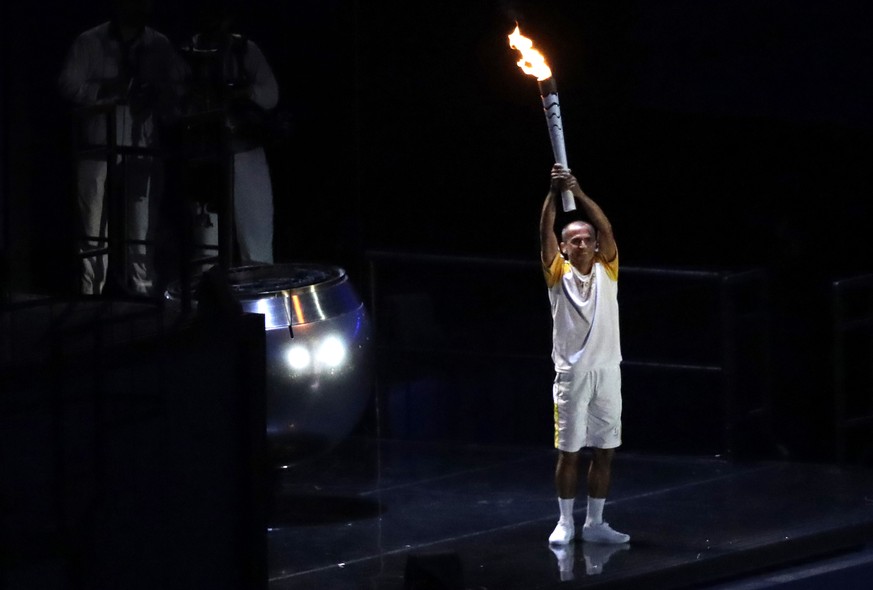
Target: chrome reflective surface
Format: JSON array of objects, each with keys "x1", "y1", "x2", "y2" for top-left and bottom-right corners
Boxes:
[
  {"x1": 223, "y1": 264, "x2": 363, "y2": 329},
  {"x1": 167, "y1": 263, "x2": 373, "y2": 464},
  {"x1": 264, "y1": 304, "x2": 371, "y2": 464}
]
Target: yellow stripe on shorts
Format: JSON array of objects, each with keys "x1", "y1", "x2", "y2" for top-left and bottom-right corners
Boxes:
[{"x1": 553, "y1": 402, "x2": 559, "y2": 448}]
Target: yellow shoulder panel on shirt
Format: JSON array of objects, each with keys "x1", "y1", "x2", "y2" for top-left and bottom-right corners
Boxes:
[
  {"x1": 544, "y1": 253, "x2": 567, "y2": 287},
  {"x1": 600, "y1": 252, "x2": 618, "y2": 281}
]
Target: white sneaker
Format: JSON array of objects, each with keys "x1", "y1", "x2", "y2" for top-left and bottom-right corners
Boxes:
[
  {"x1": 581, "y1": 521, "x2": 630, "y2": 544},
  {"x1": 548, "y1": 520, "x2": 575, "y2": 545}
]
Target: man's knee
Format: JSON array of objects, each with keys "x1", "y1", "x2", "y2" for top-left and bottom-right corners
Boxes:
[
  {"x1": 557, "y1": 449, "x2": 581, "y2": 471},
  {"x1": 591, "y1": 447, "x2": 615, "y2": 466}
]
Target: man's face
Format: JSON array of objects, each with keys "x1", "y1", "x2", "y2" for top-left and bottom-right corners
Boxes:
[{"x1": 560, "y1": 222, "x2": 597, "y2": 271}]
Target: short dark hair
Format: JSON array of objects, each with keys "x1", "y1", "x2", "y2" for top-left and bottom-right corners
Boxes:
[{"x1": 560, "y1": 219, "x2": 597, "y2": 242}]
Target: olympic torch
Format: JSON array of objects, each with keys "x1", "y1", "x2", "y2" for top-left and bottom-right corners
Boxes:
[{"x1": 508, "y1": 25, "x2": 575, "y2": 211}]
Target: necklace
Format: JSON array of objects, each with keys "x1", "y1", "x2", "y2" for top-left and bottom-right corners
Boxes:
[{"x1": 571, "y1": 266, "x2": 594, "y2": 300}]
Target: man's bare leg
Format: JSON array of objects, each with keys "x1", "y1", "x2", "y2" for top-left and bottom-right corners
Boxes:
[{"x1": 582, "y1": 448, "x2": 630, "y2": 544}]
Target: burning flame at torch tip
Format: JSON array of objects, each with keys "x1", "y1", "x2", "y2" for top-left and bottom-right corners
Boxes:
[{"x1": 508, "y1": 25, "x2": 552, "y2": 81}]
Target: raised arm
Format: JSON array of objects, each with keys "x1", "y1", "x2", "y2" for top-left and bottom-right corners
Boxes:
[
  {"x1": 555, "y1": 164, "x2": 617, "y2": 263},
  {"x1": 540, "y1": 182, "x2": 560, "y2": 268}
]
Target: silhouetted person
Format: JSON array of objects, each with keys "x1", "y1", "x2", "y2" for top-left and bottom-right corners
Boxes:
[
  {"x1": 540, "y1": 163, "x2": 630, "y2": 546},
  {"x1": 58, "y1": 0, "x2": 182, "y2": 296},
  {"x1": 180, "y1": 0, "x2": 278, "y2": 267}
]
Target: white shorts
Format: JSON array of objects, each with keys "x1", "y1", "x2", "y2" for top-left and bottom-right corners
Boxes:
[{"x1": 553, "y1": 365, "x2": 622, "y2": 452}]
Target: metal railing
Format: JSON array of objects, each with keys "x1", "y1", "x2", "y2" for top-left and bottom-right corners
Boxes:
[
  {"x1": 364, "y1": 250, "x2": 771, "y2": 456},
  {"x1": 72, "y1": 102, "x2": 166, "y2": 288},
  {"x1": 70, "y1": 103, "x2": 236, "y2": 299}
]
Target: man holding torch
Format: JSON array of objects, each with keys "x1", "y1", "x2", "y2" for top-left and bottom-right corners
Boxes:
[{"x1": 540, "y1": 163, "x2": 629, "y2": 546}]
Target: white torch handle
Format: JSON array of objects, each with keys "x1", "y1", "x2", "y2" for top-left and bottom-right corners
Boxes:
[
  {"x1": 549, "y1": 128, "x2": 575, "y2": 211},
  {"x1": 559, "y1": 189, "x2": 575, "y2": 212},
  {"x1": 540, "y1": 82, "x2": 576, "y2": 212}
]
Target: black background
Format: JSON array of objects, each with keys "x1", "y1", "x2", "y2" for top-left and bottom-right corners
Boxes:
[
  {"x1": 3, "y1": 0, "x2": 873, "y2": 459},
  {"x1": 3, "y1": 0, "x2": 872, "y2": 285}
]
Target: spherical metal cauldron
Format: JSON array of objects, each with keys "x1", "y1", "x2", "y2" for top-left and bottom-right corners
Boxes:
[{"x1": 169, "y1": 263, "x2": 372, "y2": 465}]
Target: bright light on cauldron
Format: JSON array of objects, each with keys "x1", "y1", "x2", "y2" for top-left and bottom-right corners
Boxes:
[
  {"x1": 316, "y1": 335, "x2": 346, "y2": 369},
  {"x1": 284, "y1": 335, "x2": 347, "y2": 374},
  {"x1": 286, "y1": 344, "x2": 311, "y2": 371}
]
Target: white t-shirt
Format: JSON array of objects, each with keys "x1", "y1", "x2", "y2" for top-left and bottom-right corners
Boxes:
[{"x1": 544, "y1": 252, "x2": 622, "y2": 373}]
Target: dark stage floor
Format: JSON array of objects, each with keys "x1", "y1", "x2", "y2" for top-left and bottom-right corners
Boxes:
[{"x1": 269, "y1": 437, "x2": 873, "y2": 590}]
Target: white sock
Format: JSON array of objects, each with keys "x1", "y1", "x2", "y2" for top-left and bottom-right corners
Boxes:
[
  {"x1": 558, "y1": 498, "x2": 575, "y2": 523},
  {"x1": 585, "y1": 497, "x2": 605, "y2": 526}
]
